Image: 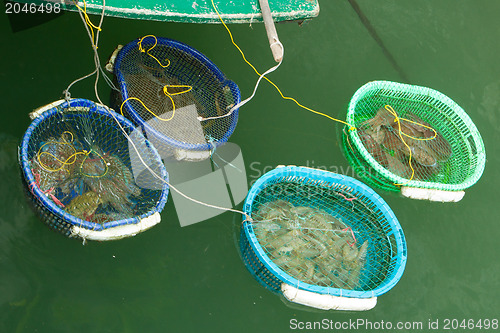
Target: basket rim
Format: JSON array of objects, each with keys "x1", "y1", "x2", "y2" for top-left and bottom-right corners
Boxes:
[
  {"x1": 242, "y1": 165, "x2": 407, "y2": 299},
  {"x1": 113, "y1": 36, "x2": 241, "y2": 152},
  {"x1": 19, "y1": 98, "x2": 169, "y2": 232},
  {"x1": 346, "y1": 80, "x2": 486, "y2": 191}
]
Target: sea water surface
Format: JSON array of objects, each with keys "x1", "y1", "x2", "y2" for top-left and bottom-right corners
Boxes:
[{"x1": 1, "y1": 1, "x2": 499, "y2": 332}]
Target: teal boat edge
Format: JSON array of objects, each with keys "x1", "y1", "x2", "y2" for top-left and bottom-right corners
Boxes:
[{"x1": 13, "y1": 0, "x2": 320, "y2": 23}]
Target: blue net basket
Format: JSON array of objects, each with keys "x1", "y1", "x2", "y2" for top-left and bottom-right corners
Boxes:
[
  {"x1": 19, "y1": 99, "x2": 169, "y2": 241},
  {"x1": 113, "y1": 36, "x2": 241, "y2": 161},
  {"x1": 240, "y1": 166, "x2": 407, "y2": 300}
]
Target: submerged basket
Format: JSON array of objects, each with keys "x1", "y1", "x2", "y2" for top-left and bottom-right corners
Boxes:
[
  {"x1": 113, "y1": 36, "x2": 241, "y2": 162},
  {"x1": 342, "y1": 80, "x2": 486, "y2": 202},
  {"x1": 240, "y1": 166, "x2": 406, "y2": 311},
  {"x1": 19, "y1": 99, "x2": 169, "y2": 241}
]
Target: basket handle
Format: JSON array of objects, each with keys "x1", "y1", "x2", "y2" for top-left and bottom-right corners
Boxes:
[{"x1": 29, "y1": 99, "x2": 65, "y2": 120}]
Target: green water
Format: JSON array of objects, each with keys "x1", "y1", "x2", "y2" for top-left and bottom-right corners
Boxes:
[{"x1": 1, "y1": 1, "x2": 499, "y2": 332}]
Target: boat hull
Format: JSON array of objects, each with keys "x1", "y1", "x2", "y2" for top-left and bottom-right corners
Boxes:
[{"x1": 13, "y1": 0, "x2": 319, "y2": 24}]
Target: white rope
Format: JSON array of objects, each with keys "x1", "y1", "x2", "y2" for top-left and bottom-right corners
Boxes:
[
  {"x1": 66, "y1": 1, "x2": 252, "y2": 222},
  {"x1": 62, "y1": 1, "x2": 322, "y2": 223},
  {"x1": 103, "y1": 103, "x2": 252, "y2": 221},
  {"x1": 63, "y1": 0, "x2": 118, "y2": 101},
  {"x1": 198, "y1": 40, "x2": 284, "y2": 122}
]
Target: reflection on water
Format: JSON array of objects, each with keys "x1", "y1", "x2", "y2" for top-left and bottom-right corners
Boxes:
[{"x1": 479, "y1": 80, "x2": 500, "y2": 129}]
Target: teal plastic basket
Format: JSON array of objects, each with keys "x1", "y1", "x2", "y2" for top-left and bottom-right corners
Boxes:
[{"x1": 240, "y1": 166, "x2": 407, "y2": 305}]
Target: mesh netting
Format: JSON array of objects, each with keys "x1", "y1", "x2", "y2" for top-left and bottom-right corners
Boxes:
[
  {"x1": 19, "y1": 99, "x2": 169, "y2": 239},
  {"x1": 113, "y1": 36, "x2": 240, "y2": 160},
  {"x1": 241, "y1": 166, "x2": 406, "y2": 298},
  {"x1": 342, "y1": 81, "x2": 486, "y2": 192}
]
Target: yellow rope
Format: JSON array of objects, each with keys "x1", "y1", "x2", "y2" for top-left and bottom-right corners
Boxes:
[
  {"x1": 78, "y1": 149, "x2": 109, "y2": 178},
  {"x1": 399, "y1": 116, "x2": 437, "y2": 141},
  {"x1": 36, "y1": 131, "x2": 77, "y2": 173},
  {"x1": 382, "y1": 105, "x2": 415, "y2": 185},
  {"x1": 210, "y1": 0, "x2": 355, "y2": 130},
  {"x1": 120, "y1": 97, "x2": 176, "y2": 121},
  {"x1": 162, "y1": 84, "x2": 193, "y2": 114},
  {"x1": 137, "y1": 35, "x2": 171, "y2": 68},
  {"x1": 383, "y1": 105, "x2": 442, "y2": 185},
  {"x1": 119, "y1": 35, "x2": 194, "y2": 122},
  {"x1": 36, "y1": 131, "x2": 108, "y2": 178},
  {"x1": 210, "y1": 1, "x2": 444, "y2": 186},
  {"x1": 37, "y1": 151, "x2": 81, "y2": 173},
  {"x1": 72, "y1": 0, "x2": 102, "y2": 49},
  {"x1": 164, "y1": 84, "x2": 193, "y2": 96}
]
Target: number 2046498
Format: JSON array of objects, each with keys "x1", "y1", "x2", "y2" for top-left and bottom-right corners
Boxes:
[
  {"x1": 5, "y1": 2, "x2": 61, "y2": 14},
  {"x1": 443, "y1": 319, "x2": 498, "y2": 330}
]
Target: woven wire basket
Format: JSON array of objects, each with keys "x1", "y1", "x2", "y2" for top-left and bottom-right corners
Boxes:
[
  {"x1": 19, "y1": 99, "x2": 169, "y2": 241},
  {"x1": 113, "y1": 36, "x2": 241, "y2": 161},
  {"x1": 240, "y1": 166, "x2": 406, "y2": 310},
  {"x1": 342, "y1": 81, "x2": 486, "y2": 201}
]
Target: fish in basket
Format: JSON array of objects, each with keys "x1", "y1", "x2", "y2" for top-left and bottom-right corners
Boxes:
[
  {"x1": 110, "y1": 36, "x2": 241, "y2": 162},
  {"x1": 19, "y1": 98, "x2": 169, "y2": 241},
  {"x1": 240, "y1": 165, "x2": 407, "y2": 311},
  {"x1": 342, "y1": 80, "x2": 486, "y2": 202}
]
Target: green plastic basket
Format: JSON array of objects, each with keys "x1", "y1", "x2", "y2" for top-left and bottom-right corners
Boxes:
[{"x1": 342, "y1": 81, "x2": 485, "y2": 200}]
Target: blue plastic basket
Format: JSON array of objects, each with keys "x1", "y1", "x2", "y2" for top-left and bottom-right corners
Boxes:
[
  {"x1": 113, "y1": 37, "x2": 241, "y2": 159},
  {"x1": 19, "y1": 99, "x2": 169, "y2": 240},
  {"x1": 241, "y1": 166, "x2": 407, "y2": 299}
]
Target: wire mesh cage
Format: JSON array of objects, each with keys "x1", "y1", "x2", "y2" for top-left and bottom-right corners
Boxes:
[
  {"x1": 19, "y1": 98, "x2": 169, "y2": 241},
  {"x1": 342, "y1": 81, "x2": 486, "y2": 202},
  {"x1": 112, "y1": 36, "x2": 241, "y2": 162},
  {"x1": 240, "y1": 166, "x2": 407, "y2": 311}
]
